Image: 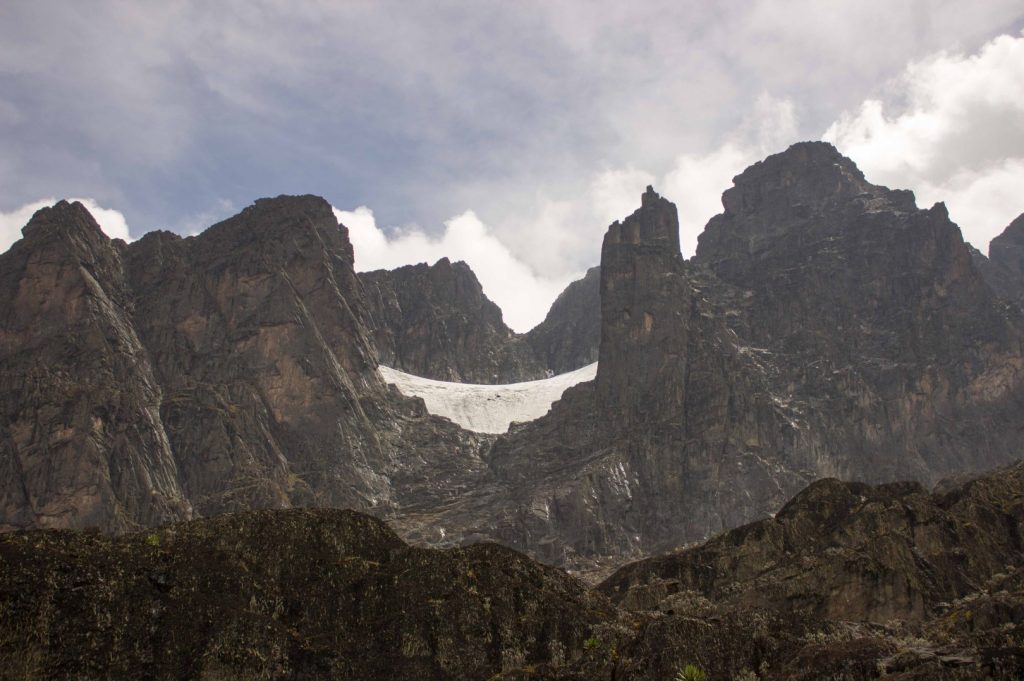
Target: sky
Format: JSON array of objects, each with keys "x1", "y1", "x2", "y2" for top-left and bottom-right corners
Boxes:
[{"x1": 2, "y1": 2, "x2": 1023, "y2": 331}]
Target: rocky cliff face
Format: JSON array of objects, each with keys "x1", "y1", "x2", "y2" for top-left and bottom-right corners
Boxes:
[
  {"x1": 0, "y1": 196, "x2": 491, "y2": 535},
  {"x1": 475, "y1": 186, "x2": 813, "y2": 569},
  {"x1": 440, "y1": 144, "x2": 1024, "y2": 571},
  {"x1": 361, "y1": 258, "x2": 600, "y2": 383},
  {"x1": 2, "y1": 145, "x2": 1022, "y2": 580},
  {"x1": 123, "y1": 195, "x2": 391, "y2": 518},
  {"x1": 4, "y1": 463, "x2": 1024, "y2": 680},
  {"x1": 525, "y1": 266, "x2": 601, "y2": 374},
  {"x1": 360, "y1": 258, "x2": 546, "y2": 383},
  {"x1": 978, "y1": 213, "x2": 1024, "y2": 309},
  {"x1": 695, "y1": 142, "x2": 1024, "y2": 484},
  {"x1": 600, "y1": 462, "x2": 1024, "y2": 624},
  {"x1": 0, "y1": 202, "x2": 192, "y2": 533},
  {"x1": 595, "y1": 187, "x2": 689, "y2": 425}
]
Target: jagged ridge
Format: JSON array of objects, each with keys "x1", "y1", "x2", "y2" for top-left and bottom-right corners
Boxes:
[{"x1": 4, "y1": 462, "x2": 1024, "y2": 679}]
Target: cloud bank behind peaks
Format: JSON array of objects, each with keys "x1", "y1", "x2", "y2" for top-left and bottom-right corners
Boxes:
[
  {"x1": 335, "y1": 206, "x2": 574, "y2": 333},
  {"x1": 0, "y1": 197, "x2": 132, "y2": 254},
  {"x1": 825, "y1": 31, "x2": 1024, "y2": 251}
]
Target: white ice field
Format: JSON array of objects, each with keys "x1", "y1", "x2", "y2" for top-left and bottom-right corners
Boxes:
[{"x1": 378, "y1": 362, "x2": 598, "y2": 434}]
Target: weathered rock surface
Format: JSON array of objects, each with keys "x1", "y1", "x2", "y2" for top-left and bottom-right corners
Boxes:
[
  {"x1": 600, "y1": 461, "x2": 1024, "y2": 624},
  {"x1": 360, "y1": 258, "x2": 548, "y2": 383},
  {"x1": 525, "y1": 266, "x2": 601, "y2": 374},
  {"x1": 440, "y1": 145, "x2": 1024, "y2": 571},
  {"x1": 593, "y1": 460, "x2": 1024, "y2": 680},
  {"x1": 0, "y1": 202, "x2": 192, "y2": 533},
  {"x1": 471, "y1": 186, "x2": 812, "y2": 570},
  {"x1": 0, "y1": 197, "x2": 491, "y2": 535},
  {"x1": 4, "y1": 463, "x2": 1024, "y2": 680},
  {"x1": 696, "y1": 142, "x2": 1024, "y2": 485},
  {"x1": 2, "y1": 144, "x2": 1023, "y2": 583},
  {"x1": 0, "y1": 509, "x2": 612, "y2": 680},
  {"x1": 977, "y1": 213, "x2": 1024, "y2": 309}
]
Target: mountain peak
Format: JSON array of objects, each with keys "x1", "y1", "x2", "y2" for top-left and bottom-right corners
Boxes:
[
  {"x1": 603, "y1": 186, "x2": 680, "y2": 255},
  {"x1": 20, "y1": 199, "x2": 108, "y2": 247},
  {"x1": 641, "y1": 184, "x2": 660, "y2": 207},
  {"x1": 719, "y1": 141, "x2": 879, "y2": 218},
  {"x1": 986, "y1": 212, "x2": 1024, "y2": 307},
  {"x1": 1000, "y1": 212, "x2": 1024, "y2": 241},
  {"x1": 196, "y1": 193, "x2": 356, "y2": 268}
]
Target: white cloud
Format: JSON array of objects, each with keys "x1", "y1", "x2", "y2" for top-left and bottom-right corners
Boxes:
[
  {"x1": 590, "y1": 166, "x2": 658, "y2": 229},
  {"x1": 916, "y1": 159, "x2": 1024, "y2": 249},
  {"x1": 335, "y1": 92, "x2": 802, "y2": 330},
  {"x1": 662, "y1": 93, "x2": 800, "y2": 255},
  {"x1": 175, "y1": 198, "x2": 237, "y2": 237},
  {"x1": 663, "y1": 144, "x2": 753, "y2": 256},
  {"x1": 335, "y1": 206, "x2": 574, "y2": 333},
  {"x1": 0, "y1": 197, "x2": 132, "y2": 254},
  {"x1": 824, "y1": 31, "x2": 1024, "y2": 250},
  {"x1": 497, "y1": 166, "x2": 657, "y2": 281}
]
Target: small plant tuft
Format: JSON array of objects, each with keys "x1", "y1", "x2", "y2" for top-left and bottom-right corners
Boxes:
[{"x1": 675, "y1": 663, "x2": 706, "y2": 681}]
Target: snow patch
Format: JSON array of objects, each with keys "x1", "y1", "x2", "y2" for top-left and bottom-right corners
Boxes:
[{"x1": 379, "y1": 363, "x2": 598, "y2": 434}]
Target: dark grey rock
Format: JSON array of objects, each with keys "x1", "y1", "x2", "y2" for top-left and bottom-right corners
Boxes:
[
  {"x1": 360, "y1": 257, "x2": 546, "y2": 383},
  {"x1": 0, "y1": 196, "x2": 491, "y2": 534},
  {"x1": 525, "y1": 266, "x2": 601, "y2": 374},
  {"x1": 980, "y1": 213, "x2": 1024, "y2": 309}
]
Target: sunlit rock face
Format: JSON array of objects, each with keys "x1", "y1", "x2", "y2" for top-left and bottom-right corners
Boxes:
[{"x1": 0, "y1": 201, "x2": 192, "y2": 533}]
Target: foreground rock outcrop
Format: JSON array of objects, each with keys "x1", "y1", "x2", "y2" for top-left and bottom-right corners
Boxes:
[
  {"x1": 0, "y1": 509, "x2": 610, "y2": 679},
  {"x1": 3, "y1": 462, "x2": 1024, "y2": 679},
  {"x1": 601, "y1": 462, "x2": 1024, "y2": 623}
]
